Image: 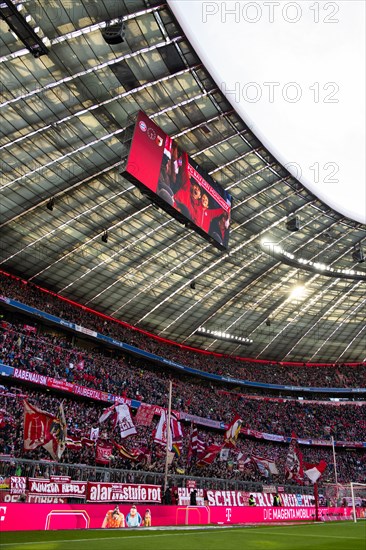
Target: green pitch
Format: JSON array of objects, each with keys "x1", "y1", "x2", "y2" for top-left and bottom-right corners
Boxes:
[{"x1": 1, "y1": 522, "x2": 365, "y2": 550}]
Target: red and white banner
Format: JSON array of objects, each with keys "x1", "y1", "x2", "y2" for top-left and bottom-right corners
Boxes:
[
  {"x1": 23, "y1": 400, "x2": 67, "y2": 461},
  {"x1": 205, "y1": 490, "x2": 315, "y2": 507},
  {"x1": 170, "y1": 412, "x2": 183, "y2": 456},
  {"x1": 99, "y1": 404, "x2": 117, "y2": 425},
  {"x1": 285, "y1": 435, "x2": 304, "y2": 484},
  {"x1": 95, "y1": 442, "x2": 113, "y2": 464},
  {"x1": 224, "y1": 414, "x2": 242, "y2": 448},
  {"x1": 99, "y1": 404, "x2": 136, "y2": 438},
  {"x1": 134, "y1": 403, "x2": 155, "y2": 426},
  {"x1": 113, "y1": 441, "x2": 145, "y2": 462},
  {"x1": 187, "y1": 425, "x2": 205, "y2": 463},
  {"x1": 251, "y1": 456, "x2": 279, "y2": 477},
  {"x1": 28, "y1": 478, "x2": 86, "y2": 498},
  {"x1": 13, "y1": 369, "x2": 111, "y2": 405},
  {"x1": 66, "y1": 435, "x2": 82, "y2": 450},
  {"x1": 10, "y1": 476, "x2": 26, "y2": 495},
  {"x1": 0, "y1": 492, "x2": 66, "y2": 504},
  {"x1": 196, "y1": 444, "x2": 222, "y2": 466},
  {"x1": 116, "y1": 403, "x2": 137, "y2": 438},
  {"x1": 304, "y1": 460, "x2": 327, "y2": 483},
  {"x1": 237, "y1": 454, "x2": 251, "y2": 471},
  {"x1": 154, "y1": 409, "x2": 168, "y2": 447},
  {"x1": 50, "y1": 476, "x2": 71, "y2": 483},
  {"x1": 86, "y1": 482, "x2": 161, "y2": 503}
]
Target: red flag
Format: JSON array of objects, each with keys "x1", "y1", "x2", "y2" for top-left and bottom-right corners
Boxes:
[
  {"x1": 224, "y1": 414, "x2": 242, "y2": 448},
  {"x1": 187, "y1": 425, "x2": 205, "y2": 464},
  {"x1": 23, "y1": 400, "x2": 67, "y2": 461},
  {"x1": 99, "y1": 403, "x2": 136, "y2": 438},
  {"x1": 134, "y1": 403, "x2": 155, "y2": 426},
  {"x1": 285, "y1": 434, "x2": 304, "y2": 484},
  {"x1": 65, "y1": 435, "x2": 82, "y2": 450},
  {"x1": 171, "y1": 412, "x2": 183, "y2": 457},
  {"x1": 81, "y1": 437, "x2": 95, "y2": 448},
  {"x1": 251, "y1": 455, "x2": 279, "y2": 477},
  {"x1": 113, "y1": 441, "x2": 144, "y2": 462},
  {"x1": 196, "y1": 444, "x2": 222, "y2": 466},
  {"x1": 115, "y1": 403, "x2": 137, "y2": 439},
  {"x1": 96, "y1": 442, "x2": 113, "y2": 464},
  {"x1": 304, "y1": 460, "x2": 327, "y2": 483},
  {"x1": 154, "y1": 409, "x2": 168, "y2": 447},
  {"x1": 99, "y1": 404, "x2": 117, "y2": 426}
]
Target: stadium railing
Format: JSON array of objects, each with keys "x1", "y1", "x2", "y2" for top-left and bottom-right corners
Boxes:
[{"x1": 0, "y1": 456, "x2": 314, "y2": 496}]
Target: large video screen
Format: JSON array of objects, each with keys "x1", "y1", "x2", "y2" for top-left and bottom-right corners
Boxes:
[{"x1": 122, "y1": 111, "x2": 232, "y2": 250}]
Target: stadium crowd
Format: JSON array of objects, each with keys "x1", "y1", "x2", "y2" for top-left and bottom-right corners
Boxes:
[
  {"x1": 1, "y1": 272, "x2": 365, "y2": 487},
  {"x1": 1, "y1": 272, "x2": 365, "y2": 389},
  {"x1": 0, "y1": 322, "x2": 366, "y2": 441},
  {"x1": 0, "y1": 383, "x2": 365, "y2": 485}
]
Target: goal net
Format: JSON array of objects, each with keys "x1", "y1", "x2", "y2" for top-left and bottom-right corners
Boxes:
[{"x1": 324, "y1": 483, "x2": 366, "y2": 522}]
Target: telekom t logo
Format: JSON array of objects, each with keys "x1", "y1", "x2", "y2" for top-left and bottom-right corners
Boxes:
[
  {"x1": 0, "y1": 506, "x2": 7, "y2": 522},
  {"x1": 225, "y1": 508, "x2": 232, "y2": 522}
]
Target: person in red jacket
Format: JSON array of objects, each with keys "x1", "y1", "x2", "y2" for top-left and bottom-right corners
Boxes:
[{"x1": 197, "y1": 192, "x2": 224, "y2": 233}]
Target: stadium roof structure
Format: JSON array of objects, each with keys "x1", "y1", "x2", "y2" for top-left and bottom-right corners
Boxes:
[{"x1": 1, "y1": 0, "x2": 365, "y2": 364}]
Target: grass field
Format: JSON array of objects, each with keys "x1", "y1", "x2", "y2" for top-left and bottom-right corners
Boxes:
[{"x1": 0, "y1": 522, "x2": 365, "y2": 550}]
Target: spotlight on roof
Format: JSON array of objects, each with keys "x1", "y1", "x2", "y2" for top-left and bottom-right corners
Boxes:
[
  {"x1": 352, "y1": 246, "x2": 365, "y2": 263},
  {"x1": 286, "y1": 216, "x2": 300, "y2": 232},
  {"x1": 101, "y1": 19, "x2": 126, "y2": 45},
  {"x1": 195, "y1": 327, "x2": 253, "y2": 345},
  {"x1": 101, "y1": 231, "x2": 108, "y2": 243},
  {"x1": 46, "y1": 198, "x2": 54, "y2": 211}
]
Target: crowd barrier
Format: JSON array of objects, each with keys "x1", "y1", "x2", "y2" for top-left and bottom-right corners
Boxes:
[{"x1": 0, "y1": 503, "x2": 361, "y2": 531}]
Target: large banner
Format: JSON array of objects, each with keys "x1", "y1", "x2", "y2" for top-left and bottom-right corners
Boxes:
[
  {"x1": 28, "y1": 478, "x2": 87, "y2": 498},
  {"x1": 13, "y1": 368, "x2": 113, "y2": 404},
  {"x1": 204, "y1": 490, "x2": 314, "y2": 507},
  {"x1": 177, "y1": 490, "x2": 315, "y2": 507},
  {"x1": 0, "y1": 503, "x2": 358, "y2": 531},
  {"x1": 86, "y1": 483, "x2": 161, "y2": 503}
]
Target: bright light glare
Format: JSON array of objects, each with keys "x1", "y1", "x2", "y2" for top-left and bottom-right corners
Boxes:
[{"x1": 289, "y1": 285, "x2": 307, "y2": 300}]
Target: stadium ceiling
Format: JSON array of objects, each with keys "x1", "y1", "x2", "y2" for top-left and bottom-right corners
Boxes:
[{"x1": 1, "y1": 0, "x2": 365, "y2": 364}]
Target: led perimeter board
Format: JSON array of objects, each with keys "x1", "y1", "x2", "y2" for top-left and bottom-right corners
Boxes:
[{"x1": 122, "y1": 111, "x2": 233, "y2": 250}]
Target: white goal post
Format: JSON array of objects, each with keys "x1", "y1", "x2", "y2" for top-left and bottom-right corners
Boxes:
[{"x1": 350, "y1": 483, "x2": 366, "y2": 523}]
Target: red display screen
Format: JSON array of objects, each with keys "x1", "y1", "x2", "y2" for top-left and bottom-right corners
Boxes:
[{"x1": 122, "y1": 111, "x2": 232, "y2": 250}]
